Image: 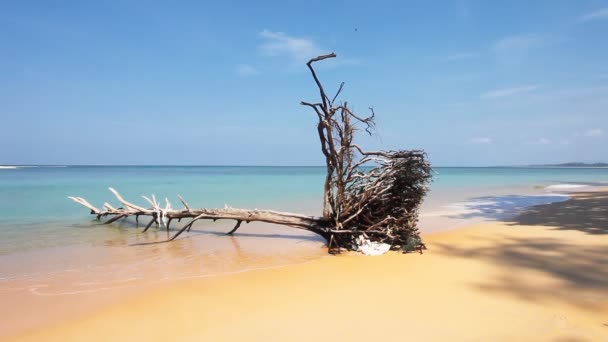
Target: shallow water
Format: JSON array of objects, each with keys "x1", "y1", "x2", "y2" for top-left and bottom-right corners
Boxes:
[
  {"x1": 2, "y1": 165, "x2": 608, "y2": 257},
  {"x1": 1, "y1": 166, "x2": 608, "y2": 336},
  {"x1": 1, "y1": 166, "x2": 607, "y2": 267}
]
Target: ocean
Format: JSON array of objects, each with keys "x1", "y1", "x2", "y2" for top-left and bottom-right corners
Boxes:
[
  {"x1": 2, "y1": 165, "x2": 608, "y2": 254},
  {"x1": 1, "y1": 165, "x2": 607, "y2": 335}
]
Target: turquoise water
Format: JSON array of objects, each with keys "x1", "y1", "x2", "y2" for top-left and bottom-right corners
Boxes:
[
  {"x1": 0, "y1": 166, "x2": 325, "y2": 222},
  {"x1": 2, "y1": 166, "x2": 608, "y2": 223},
  {"x1": 0, "y1": 166, "x2": 607, "y2": 266},
  {"x1": 1, "y1": 165, "x2": 607, "y2": 330},
  {"x1": 1, "y1": 165, "x2": 607, "y2": 254}
]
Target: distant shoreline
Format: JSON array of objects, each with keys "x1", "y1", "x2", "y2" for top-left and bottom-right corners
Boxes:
[
  {"x1": 525, "y1": 163, "x2": 608, "y2": 168},
  {"x1": 509, "y1": 166, "x2": 608, "y2": 169},
  {"x1": 2, "y1": 164, "x2": 608, "y2": 169}
]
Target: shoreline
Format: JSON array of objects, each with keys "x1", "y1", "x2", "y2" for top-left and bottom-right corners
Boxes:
[{"x1": 5, "y1": 191, "x2": 608, "y2": 341}]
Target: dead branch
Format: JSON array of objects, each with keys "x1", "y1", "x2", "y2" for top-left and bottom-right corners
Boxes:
[
  {"x1": 70, "y1": 53, "x2": 431, "y2": 254},
  {"x1": 299, "y1": 53, "x2": 432, "y2": 252},
  {"x1": 70, "y1": 188, "x2": 329, "y2": 241}
]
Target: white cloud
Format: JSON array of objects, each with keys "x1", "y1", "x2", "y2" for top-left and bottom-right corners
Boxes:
[
  {"x1": 467, "y1": 137, "x2": 493, "y2": 144},
  {"x1": 527, "y1": 138, "x2": 552, "y2": 145},
  {"x1": 481, "y1": 84, "x2": 541, "y2": 99},
  {"x1": 579, "y1": 8, "x2": 608, "y2": 22},
  {"x1": 559, "y1": 139, "x2": 571, "y2": 145},
  {"x1": 583, "y1": 128, "x2": 603, "y2": 137},
  {"x1": 258, "y1": 30, "x2": 323, "y2": 63},
  {"x1": 235, "y1": 64, "x2": 260, "y2": 77},
  {"x1": 255, "y1": 30, "x2": 359, "y2": 69}
]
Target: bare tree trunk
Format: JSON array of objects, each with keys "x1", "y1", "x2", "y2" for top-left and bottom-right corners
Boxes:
[
  {"x1": 299, "y1": 53, "x2": 432, "y2": 252},
  {"x1": 69, "y1": 53, "x2": 432, "y2": 254}
]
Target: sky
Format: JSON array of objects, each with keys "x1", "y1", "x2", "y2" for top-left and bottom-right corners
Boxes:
[{"x1": 1, "y1": 0, "x2": 607, "y2": 166}]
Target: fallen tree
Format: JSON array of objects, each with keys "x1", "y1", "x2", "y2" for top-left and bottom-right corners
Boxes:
[
  {"x1": 70, "y1": 53, "x2": 432, "y2": 254},
  {"x1": 69, "y1": 189, "x2": 328, "y2": 241}
]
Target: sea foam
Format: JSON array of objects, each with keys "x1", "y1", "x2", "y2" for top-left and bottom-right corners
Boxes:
[{"x1": 545, "y1": 184, "x2": 589, "y2": 190}]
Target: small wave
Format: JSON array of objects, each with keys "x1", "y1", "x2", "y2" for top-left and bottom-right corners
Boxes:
[
  {"x1": 545, "y1": 184, "x2": 589, "y2": 190},
  {"x1": 0, "y1": 165, "x2": 68, "y2": 170},
  {"x1": 28, "y1": 283, "x2": 138, "y2": 296}
]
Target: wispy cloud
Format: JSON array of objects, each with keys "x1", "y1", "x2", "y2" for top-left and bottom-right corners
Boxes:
[
  {"x1": 235, "y1": 64, "x2": 260, "y2": 77},
  {"x1": 492, "y1": 34, "x2": 547, "y2": 65},
  {"x1": 446, "y1": 33, "x2": 557, "y2": 66},
  {"x1": 454, "y1": 0, "x2": 472, "y2": 20},
  {"x1": 256, "y1": 30, "x2": 359, "y2": 68},
  {"x1": 443, "y1": 52, "x2": 481, "y2": 62},
  {"x1": 480, "y1": 84, "x2": 542, "y2": 99},
  {"x1": 258, "y1": 30, "x2": 323, "y2": 63},
  {"x1": 583, "y1": 128, "x2": 603, "y2": 137},
  {"x1": 579, "y1": 7, "x2": 608, "y2": 22},
  {"x1": 492, "y1": 34, "x2": 543, "y2": 53},
  {"x1": 467, "y1": 137, "x2": 493, "y2": 144},
  {"x1": 527, "y1": 138, "x2": 552, "y2": 145},
  {"x1": 543, "y1": 85, "x2": 608, "y2": 98}
]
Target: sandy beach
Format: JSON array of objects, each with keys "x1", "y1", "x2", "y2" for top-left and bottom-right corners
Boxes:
[
  {"x1": 5, "y1": 191, "x2": 607, "y2": 341},
  {"x1": 3, "y1": 1, "x2": 607, "y2": 339}
]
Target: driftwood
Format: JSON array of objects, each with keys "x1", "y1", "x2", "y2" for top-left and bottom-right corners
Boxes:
[
  {"x1": 70, "y1": 53, "x2": 432, "y2": 254},
  {"x1": 69, "y1": 189, "x2": 327, "y2": 241}
]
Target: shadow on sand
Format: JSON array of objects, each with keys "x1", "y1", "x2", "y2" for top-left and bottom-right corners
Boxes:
[
  {"x1": 509, "y1": 192, "x2": 608, "y2": 235},
  {"x1": 436, "y1": 191, "x2": 608, "y2": 313},
  {"x1": 446, "y1": 191, "x2": 608, "y2": 235},
  {"x1": 436, "y1": 235, "x2": 608, "y2": 310},
  {"x1": 446, "y1": 194, "x2": 569, "y2": 221}
]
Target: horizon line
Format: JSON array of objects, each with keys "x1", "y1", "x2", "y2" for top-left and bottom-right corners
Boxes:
[{"x1": 2, "y1": 164, "x2": 606, "y2": 168}]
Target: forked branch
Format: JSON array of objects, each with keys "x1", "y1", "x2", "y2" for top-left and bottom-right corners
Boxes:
[
  {"x1": 70, "y1": 188, "x2": 328, "y2": 241},
  {"x1": 70, "y1": 53, "x2": 431, "y2": 254}
]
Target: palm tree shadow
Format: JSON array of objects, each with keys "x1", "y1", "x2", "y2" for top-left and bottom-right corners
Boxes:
[
  {"x1": 436, "y1": 191, "x2": 608, "y2": 312},
  {"x1": 435, "y1": 235, "x2": 608, "y2": 310},
  {"x1": 507, "y1": 192, "x2": 608, "y2": 235},
  {"x1": 446, "y1": 194, "x2": 569, "y2": 221},
  {"x1": 445, "y1": 191, "x2": 608, "y2": 235}
]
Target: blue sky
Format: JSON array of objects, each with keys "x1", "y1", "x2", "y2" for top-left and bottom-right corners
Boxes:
[{"x1": 1, "y1": 1, "x2": 607, "y2": 166}]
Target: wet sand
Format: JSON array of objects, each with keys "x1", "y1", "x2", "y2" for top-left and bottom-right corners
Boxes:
[
  {"x1": 0, "y1": 221, "x2": 327, "y2": 338},
  {"x1": 6, "y1": 192, "x2": 608, "y2": 341}
]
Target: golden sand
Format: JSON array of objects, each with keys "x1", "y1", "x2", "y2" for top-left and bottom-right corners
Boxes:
[{"x1": 7, "y1": 193, "x2": 608, "y2": 341}]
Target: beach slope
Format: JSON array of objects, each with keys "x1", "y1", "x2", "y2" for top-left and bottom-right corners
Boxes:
[{"x1": 9, "y1": 193, "x2": 608, "y2": 341}]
